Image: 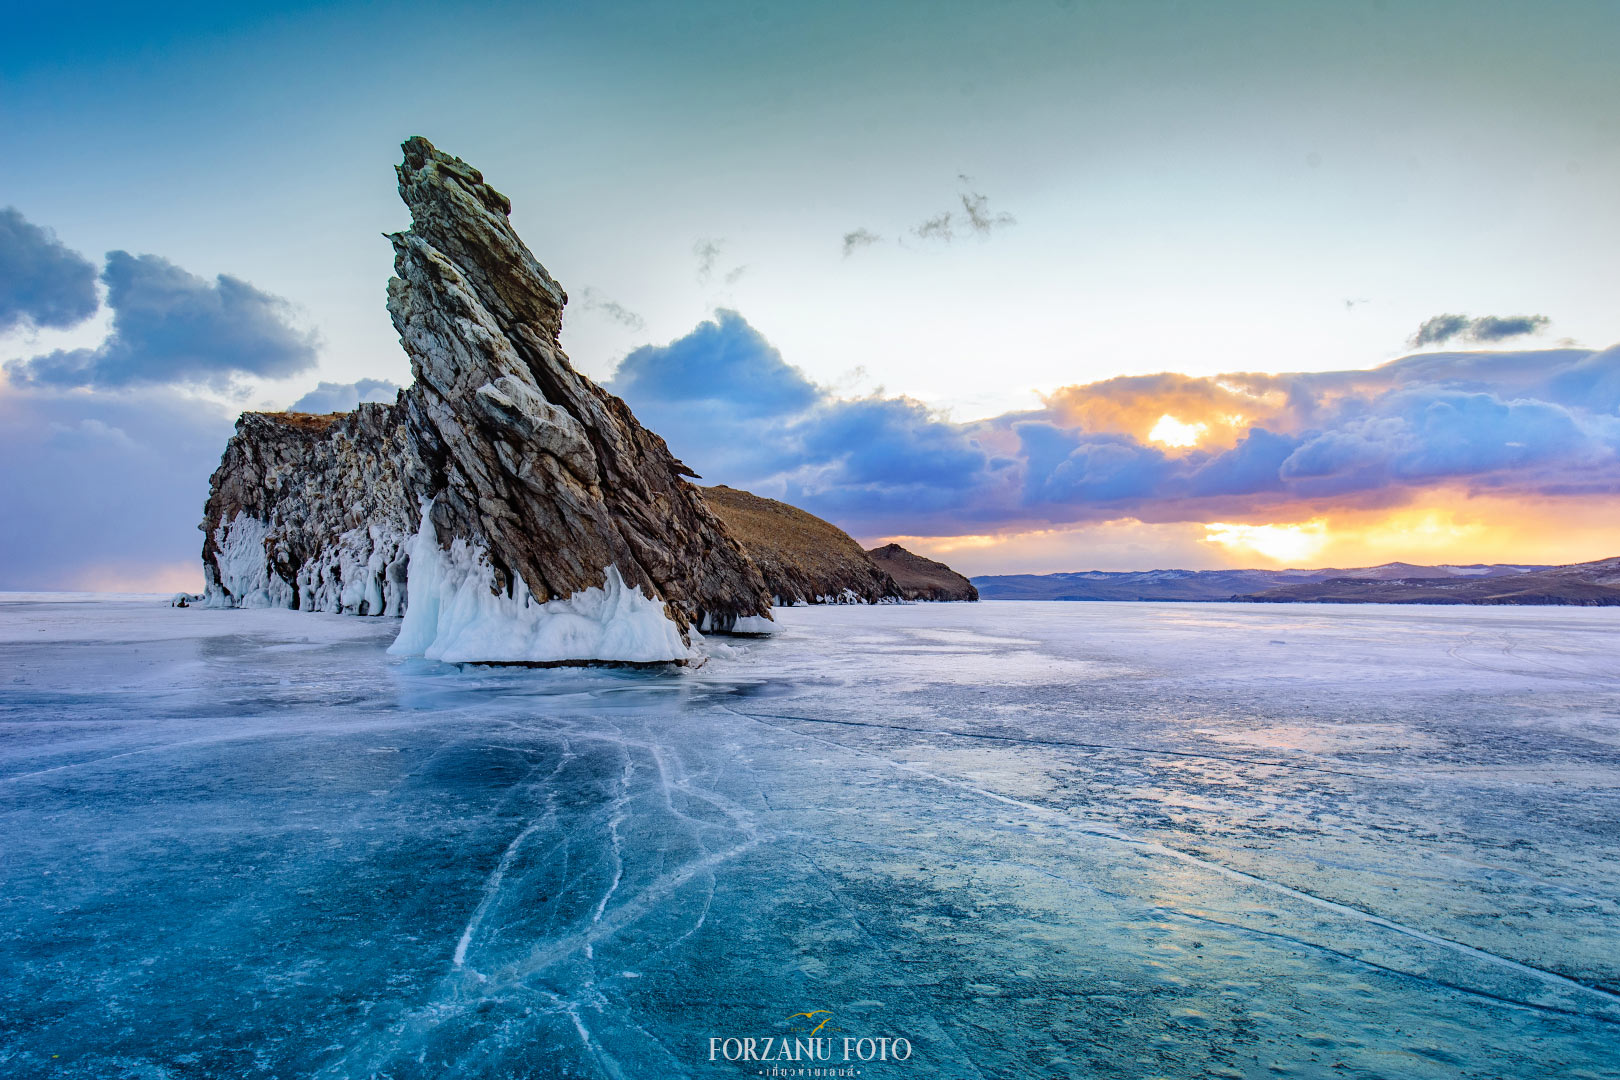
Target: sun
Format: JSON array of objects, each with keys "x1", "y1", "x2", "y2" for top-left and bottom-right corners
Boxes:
[
  {"x1": 1148, "y1": 414, "x2": 1207, "y2": 448},
  {"x1": 1203, "y1": 521, "x2": 1330, "y2": 565}
]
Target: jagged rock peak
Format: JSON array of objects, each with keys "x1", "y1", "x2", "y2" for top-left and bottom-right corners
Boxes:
[
  {"x1": 385, "y1": 136, "x2": 771, "y2": 640},
  {"x1": 394, "y1": 136, "x2": 565, "y2": 340}
]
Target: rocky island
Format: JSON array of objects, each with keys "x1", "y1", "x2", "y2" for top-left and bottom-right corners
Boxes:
[
  {"x1": 200, "y1": 137, "x2": 975, "y2": 663},
  {"x1": 202, "y1": 137, "x2": 773, "y2": 663}
]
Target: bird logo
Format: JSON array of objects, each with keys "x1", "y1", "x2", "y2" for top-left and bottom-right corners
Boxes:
[{"x1": 785, "y1": 1010, "x2": 833, "y2": 1035}]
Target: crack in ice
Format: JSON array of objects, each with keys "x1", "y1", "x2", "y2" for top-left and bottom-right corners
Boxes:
[{"x1": 727, "y1": 705, "x2": 1620, "y2": 1023}]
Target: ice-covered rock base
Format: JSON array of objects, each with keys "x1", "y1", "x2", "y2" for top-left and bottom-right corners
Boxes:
[
  {"x1": 203, "y1": 513, "x2": 291, "y2": 610},
  {"x1": 388, "y1": 511, "x2": 693, "y2": 665},
  {"x1": 203, "y1": 511, "x2": 410, "y2": 617}
]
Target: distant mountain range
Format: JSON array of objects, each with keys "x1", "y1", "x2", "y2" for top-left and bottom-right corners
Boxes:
[{"x1": 972, "y1": 558, "x2": 1620, "y2": 605}]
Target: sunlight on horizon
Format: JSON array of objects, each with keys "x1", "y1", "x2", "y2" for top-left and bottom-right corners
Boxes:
[{"x1": 1202, "y1": 521, "x2": 1330, "y2": 565}]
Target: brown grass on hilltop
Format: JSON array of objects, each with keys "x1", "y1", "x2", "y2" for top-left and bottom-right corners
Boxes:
[
  {"x1": 700, "y1": 485, "x2": 901, "y2": 604},
  {"x1": 866, "y1": 543, "x2": 979, "y2": 602},
  {"x1": 249, "y1": 411, "x2": 348, "y2": 436}
]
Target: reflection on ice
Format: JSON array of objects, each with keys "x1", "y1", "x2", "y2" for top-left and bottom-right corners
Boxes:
[{"x1": 1, "y1": 596, "x2": 1618, "y2": 1078}]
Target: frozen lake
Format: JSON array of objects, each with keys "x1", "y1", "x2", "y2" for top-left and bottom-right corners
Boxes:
[{"x1": 2, "y1": 597, "x2": 1618, "y2": 1079}]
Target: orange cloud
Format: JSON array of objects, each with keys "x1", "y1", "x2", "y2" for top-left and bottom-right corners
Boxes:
[
  {"x1": 1042, "y1": 372, "x2": 1292, "y2": 450},
  {"x1": 878, "y1": 489, "x2": 1620, "y2": 575},
  {"x1": 1036, "y1": 360, "x2": 1458, "y2": 454},
  {"x1": 1213, "y1": 493, "x2": 1620, "y2": 569}
]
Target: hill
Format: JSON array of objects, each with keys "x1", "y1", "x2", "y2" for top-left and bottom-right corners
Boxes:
[
  {"x1": 866, "y1": 544, "x2": 978, "y2": 601},
  {"x1": 1239, "y1": 557, "x2": 1620, "y2": 605},
  {"x1": 699, "y1": 486, "x2": 901, "y2": 604}
]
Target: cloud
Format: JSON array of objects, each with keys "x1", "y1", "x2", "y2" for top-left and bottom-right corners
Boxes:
[
  {"x1": 693, "y1": 238, "x2": 722, "y2": 284},
  {"x1": 913, "y1": 212, "x2": 956, "y2": 243},
  {"x1": 289, "y1": 377, "x2": 400, "y2": 414},
  {"x1": 607, "y1": 310, "x2": 1620, "y2": 538},
  {"x1": 692, "y1": 237, "x2": 749, "y2": 287},
  {"x1": 910, "y1": 179, "x2": 1016, "y2": 244},
  {"x1": 0, "y1": 207, "x2": 100, "y2": 333},
  {"x1": 1468, "y1": 314, "x2": 1551, "y2": 342},
  {"x1": 803, "y1": 396, "x2": 990, "y2": 490},
  {"x1": 608, "y1": 310, "x2": 994, "y2": 505},
  {"x1": 0, "y1": 383, "x2": 236, "y2": 590},
  {"x1": 1021, "y1": 427, "x2": 1170, "y2": 504},
  {"x1": 1185, "y1": 428, "x2": 1297, "y2": 497},
  {"x1": 957, "y1": 186, "x2": 1016, "y2": 236},
  {"x1": 5, "y1": 251, "x2": 318, "y2": 391},
  {"x1": 0, "y1": 219, "x2": 329, "y2": 587},
  {"x1": 1409, "y1": 312, "x2": 1549, "y2": 347},
  {"x1": 1410, "y1": 314, "x2": 1470, "y2": 347},
  {"x1": 842, "y1": 228, "x2": 881, "y2": 257},
  {"x1": 611, "y1": 309, "x2": 818, "y2": 419},
  {"x1": 577, "y1": 287, "x2": 646, "y2": 332},
  {"x1": 846, "y1": 178, "x2": 1017, "y2": 255}
]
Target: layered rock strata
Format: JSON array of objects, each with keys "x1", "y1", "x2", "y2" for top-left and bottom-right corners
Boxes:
[{"x1": 201, "y1": 137, "x2": 773, "y2": 662}]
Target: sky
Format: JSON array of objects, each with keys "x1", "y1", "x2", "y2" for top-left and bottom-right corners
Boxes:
[{"x1": 2, "y1": 1, "x2": 1618, "y2": 588}]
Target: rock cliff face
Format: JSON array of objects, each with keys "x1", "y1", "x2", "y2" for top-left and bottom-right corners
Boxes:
[
  {"x1": 201, "y1": 137, "x2": 773, "y2": 661},
  {"x1": 203, "y1": 406, "x2": 416, "y2": 614},
  {"x1": 700, "y1": 485, "x2": 902, "y2": 605},
  {"x1": 866, "y1": 543, "x2": 980, "y2": 602}
]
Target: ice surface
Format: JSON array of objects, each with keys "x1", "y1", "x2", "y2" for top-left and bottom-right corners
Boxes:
[
  {"x1": 2, "y1": 597, "x2": 1619, "y2": 1078},
  {"x1": 388, "y1": 512, "x2": 692, "y2": 664}
]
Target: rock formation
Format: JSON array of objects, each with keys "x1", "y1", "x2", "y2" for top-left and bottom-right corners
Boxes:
[
  {"x1": 866, "y1": 543, "x2": 980, "y2": 602},
  {"x1": 203, "y1": 406, "x2": 417, "y2": 615},
  {"x1": 700, "y1": 485, "x2": 902, "y2": 605},
  {"x1": 201, "y1": 137, "x2": 773, "y2": 662}
]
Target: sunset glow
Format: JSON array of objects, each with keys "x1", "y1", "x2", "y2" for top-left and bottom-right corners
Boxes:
[
  {"x1": 876, "y1": 491, "x2": 1620, "y2": 578},
  {"x1": 1148, "y1": 414, "x2": 1207, "y2": 448},
  {"x1": 1202, "y1": 521, "x2": 1330, "y2": 564}
]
